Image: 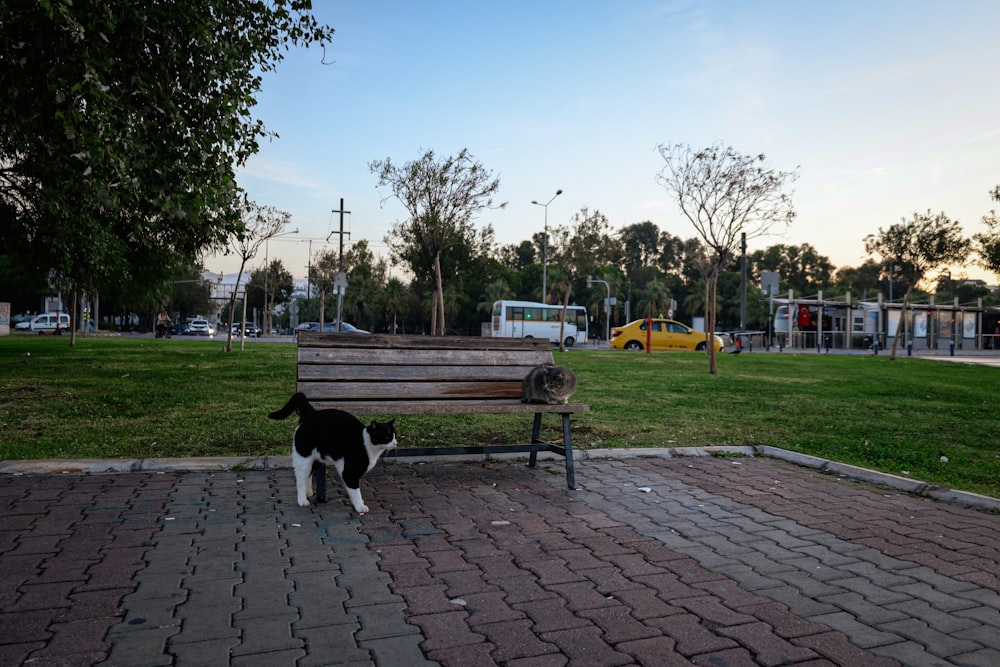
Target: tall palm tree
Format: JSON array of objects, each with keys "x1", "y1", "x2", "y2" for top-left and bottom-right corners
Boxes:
[
  {"x1": 478, "y1": 279, "x2": 514, "y2": 314},
  {"x1": 383, "y1": 278, "x2": 408, "y2": 333},
  {"x1": 683, "y1": 278, "x2": 707, "y2": 319},
  {"x1": 637, "y1": 279, "x2": 671, "y2": 318}
]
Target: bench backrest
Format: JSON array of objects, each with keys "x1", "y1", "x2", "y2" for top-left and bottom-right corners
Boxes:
[{"x1": 296, "y1": 332, "x2": 557, "y2": 415}]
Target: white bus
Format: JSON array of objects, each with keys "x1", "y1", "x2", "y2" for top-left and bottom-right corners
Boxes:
[{"x1": 490, "y1": 300, "x2": 588, "y2": 347}]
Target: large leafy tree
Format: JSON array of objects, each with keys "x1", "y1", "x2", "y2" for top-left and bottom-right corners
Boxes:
[
  {"x1": 656, "y1": 231, "x2": 689, "y2": 276},
  {"x1": 0, "y1": 1, "x2": 332, "y2": 341},
  {"x1": 619, "y1": 222, "x2": 661, "y2": 276},
  {"x1": 864, "y1": 210, "x2": 970, "y2": 359},
  {"x1": 657, "y1": 142, "x2": 798, "y2": 373},
  {"x1": 382, "y1": 277, "x2": 410, "y2": 334},
  {"x1": 831, "y1": 259, "x2": 883, "y2": 296},
  {"x1": 973, "y1": 186, "x2": 1000, "y2": 279},
  {"x1": 749, "y1": 243, "x2": 834, "y2": 294},
  {"x1": 341, "y1": 239, "x2": 387, "y2": 331},
  {"x1": 371, "y1": 148, "x2": 505, "y2": 335},
  {"x1": 635, "y1": 279, "x2": 673, "y2": 319},
  {"x1": 498, "y1": 241, "x2": 536, "y2": 271},
  {"x1": 169, "y1": 264, "x2": 214, "y2": 322},
  {"x1": 247, "y1": 259, "x2": 294, "y2": 332},
  {"x1": 0, "y1": 255, "x2": 49, "y2": 314}
]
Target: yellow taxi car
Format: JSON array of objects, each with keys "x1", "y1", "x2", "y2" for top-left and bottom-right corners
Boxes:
[{"x1": 609, "y1": 318, "x2": 725, "y2": 352}]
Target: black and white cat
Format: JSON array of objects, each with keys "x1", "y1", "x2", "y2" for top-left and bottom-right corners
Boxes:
[{"x1": 268, "y1": 392, "x2": 397, "y2": 513}]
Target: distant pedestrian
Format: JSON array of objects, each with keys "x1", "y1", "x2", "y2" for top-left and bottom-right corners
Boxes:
[{"x1": 156, "y1": 311, "x2": 172, "y2": 338}]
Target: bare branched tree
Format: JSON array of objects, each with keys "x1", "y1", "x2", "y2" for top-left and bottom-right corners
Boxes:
[
  {"x1": 549, "y1": 208, "x2": 614, "y2": 350},
  {"x1": 370, "y1": 148, "x2": 504, "y2": 335},
  {"x1": 224, "y1": 201, "x2": 291, "y2": 351},
  {"x1": 656, "y1": 142, "x2": 798, "y2": 373}
]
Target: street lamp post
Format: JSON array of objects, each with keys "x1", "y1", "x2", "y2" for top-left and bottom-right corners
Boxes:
[{"x1": 531, "y1": 189, "x2": 562, "y2": 304}]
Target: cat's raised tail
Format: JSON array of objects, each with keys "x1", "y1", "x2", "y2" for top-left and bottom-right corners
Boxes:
[{"x1": 268, "y1": 392, "x2": 315, "y2": 420}]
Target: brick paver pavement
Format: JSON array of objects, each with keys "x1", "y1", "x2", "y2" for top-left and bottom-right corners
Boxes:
[{"x1": 1, "y1": 454, "x2": 998, "y2": 666}]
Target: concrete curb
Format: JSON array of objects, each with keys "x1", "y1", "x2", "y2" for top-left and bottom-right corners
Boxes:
[
  {"x1": 2, "y1": 445, "x2": 997, "y2": 513},
  {"x1": 0, "y1": 456, "x2": 289, "y2": 474}
]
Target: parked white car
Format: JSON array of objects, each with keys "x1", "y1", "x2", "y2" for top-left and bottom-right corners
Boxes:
[
  {"x1": 187, "y1": 319, "x2": 216, "y2": 336},
  {"x1": 14, "y1": 312, "x2": 70, "y2": 332}
]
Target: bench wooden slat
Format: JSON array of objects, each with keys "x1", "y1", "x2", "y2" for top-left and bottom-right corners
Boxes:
[
  {"x1": 301, "y1": 380, "x2": 523, "y2": 400},
  {"x1": 299, "y1": 347, "x2": 551, "y2": 367},
  {"x1": 297, "y1": 331, "x2": 553, "y2": 351},
  {"x1": 298, "y1": 364, "x2": 536, "y2": 383},
  {"x1": 304, "y1": 400, "x2": 590, "y2": 416}
]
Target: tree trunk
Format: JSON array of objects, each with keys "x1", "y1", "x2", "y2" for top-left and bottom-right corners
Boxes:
[
  {"x1": 69, "y1": 286, "x2": 77, "y2": 347},
  {"x1": 225, "y1": 260, "x2": 247, "y2": 352},
  {"x1": 707, "y1": 273, "x2": 718, "y2": 375},
  {"x1": 319, "y1": 288, "x2": 326, "y2": 332},
  {"x1": 225, "y1": 289, "x2": 237, "y2": 352},
  {"x1": 430, "y1": 290, "x2": 438, "y2": 338},
  {"x1": 434, "y1": 252, "x2": 445, "y2": 335}
]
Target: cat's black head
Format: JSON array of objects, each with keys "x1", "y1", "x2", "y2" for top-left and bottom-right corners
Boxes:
[{"x1": 366, "y1": 419, "x2": 397, "y2": 448}]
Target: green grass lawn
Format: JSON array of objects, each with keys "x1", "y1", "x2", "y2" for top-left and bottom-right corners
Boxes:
[{"x1": 1, "y1": 335, "x2": 998, "y2": 498}]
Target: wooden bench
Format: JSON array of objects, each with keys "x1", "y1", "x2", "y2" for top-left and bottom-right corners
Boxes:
[{"x1": 295, "y1": 331, "x2": 590, "y2": 490}]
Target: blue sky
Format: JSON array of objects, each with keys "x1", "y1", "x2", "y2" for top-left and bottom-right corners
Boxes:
[{"x1": 213, "y1": 1, "x2": 1000, "y2": 284}]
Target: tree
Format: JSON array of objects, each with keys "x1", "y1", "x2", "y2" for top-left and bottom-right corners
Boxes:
[
  {"x1": 636, "y1": 279, "x2": 672, "y2": 319},
  {"x1": 864, "y1": 210, "x2": 970, "y2": 359},
  {"x1": 309, "y1": 248, "x2": 339, "y2": 329},
  {"x1": 619, "y1": 222, "x2": 661, "y2": 276},
  {"x1": 0, "y1": 1, "x2": 332, "y2": 344},
  {"x1": 371, "y1": 148, "x2": 505, "y2": 335},
  {"x1": 341, "y1": 239, "x2": 387, "y2": 331},
  {"x1": 225, "y1": 202, "x2": 292, "y2": 351},
  {"x1": 382, "y1": 278, "x2": 410, "y2": 333},
  {"x1": 656, "y1": 142, "x2": 798, "y2": 373},
  {"x1": 973, "y1": 186, "x2": 1000, "y2": 279},
  {"x1": 0, "y1": 255, "x2": 50, "y2": 315},
  {"x1": 478, "y1": 280, "x2": 515, "y2": 315},
  {"x1": 495, "y1": 240, "x2": 536, "y2": 274},
  {"x1": 750, "y1": 243, "x2": 834, "y2": 294},
  {"x1": 248, "y1": 259, "x2": 294, "y2": 332},
  {"x1": 170, "y1": 265, "x2": 214, "y2": 321},
  {"x1": 549, "y1": 208, "x2": 615, "y2": 350},
  {"x1": 831, "y1": 260, "x2": 882, "y2": 295},
  {"x1": 657, "y1": 231, "x2": 688, "y2": 276}
]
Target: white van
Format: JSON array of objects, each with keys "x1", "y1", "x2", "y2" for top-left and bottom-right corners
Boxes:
[{"x1": 15, "y1": 312, "x2": 71, "y2": 332}]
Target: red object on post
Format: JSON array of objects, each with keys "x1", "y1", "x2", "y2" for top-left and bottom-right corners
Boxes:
[
  {"x1": 646, "y1": 317, "x2": 652, "y2": 354},
  {"x1": 797, "y1": 304, "x2": 811, "y2": 327}
]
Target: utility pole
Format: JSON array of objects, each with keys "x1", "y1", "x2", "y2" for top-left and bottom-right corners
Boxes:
[
  {"x1": 739, "y1": 232, "x2": 747, "y2": 332},
  {"x1": 328, "y1": 198, "x2": 351, "y2": 332}
]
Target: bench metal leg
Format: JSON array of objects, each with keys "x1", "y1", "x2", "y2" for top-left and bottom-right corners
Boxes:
[
  {"x1": 528, "y1": 412, "x2": 576, "y2": 490},
  {"x1": 562, "y1": 413, "x2": 576, "y2": 490},
  {"x1": 528, "y1": 413, "x2": 543, "y2": 468}
]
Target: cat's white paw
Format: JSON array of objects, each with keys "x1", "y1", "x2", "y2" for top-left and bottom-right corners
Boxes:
[
  {"x1": 355, "y1": 504, "x2": 369, "y2": 514},
  {"x1": 298, "y1": 498, "x2": 311, "y2": 507}
]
